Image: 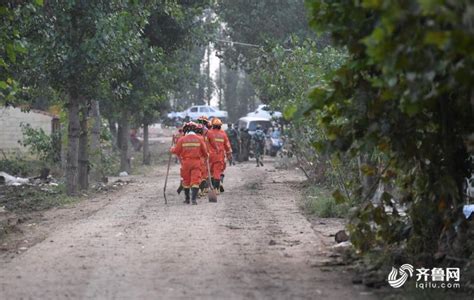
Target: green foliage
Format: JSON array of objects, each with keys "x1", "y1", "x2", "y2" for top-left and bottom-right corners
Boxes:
[
  {"x1": 0, "y1": 159, "x2": 29, "y2": 177},
  {"x1": 306, "y1": 0, "x2": 474, "y2": 260},
  {"x1": 19, "y1": 123, "x2": 59, "y2": 163},
  {"x1": 250, "y1": 39, "x2": 351, "y2": 187},
  {"x1": 303, "y1": 185, "x2": 349, "y2": 218},
  {"x1": 0, "y1": 183, "x2": 75, "y2": 212},
  {"x1": 216, "y1": 0, "x2": 320, "y2": 71},
  {"x1": 0, "y1": 1, "x2": 42, "y2": 105}
]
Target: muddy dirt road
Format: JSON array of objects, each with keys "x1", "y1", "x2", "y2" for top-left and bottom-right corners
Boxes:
[{"x1": 0, "y1": 158, "x2": 376, "y2": 299}]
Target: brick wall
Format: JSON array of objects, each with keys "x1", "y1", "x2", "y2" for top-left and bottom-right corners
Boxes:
[{"x1": 0, "y1": 107, "x2": 54, "y2": 153}]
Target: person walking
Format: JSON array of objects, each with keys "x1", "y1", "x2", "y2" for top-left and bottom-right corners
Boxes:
[
  {"x1": 207, "y1": 118, "x2": 232, "y2": 194},
  {"x1": 252, "y1": 124, "x2": 266, "y2": 167},
  {"x1": 239, "y1": 128, "x2": 251, "y2": 161},
  {"x1": 226, "y1": 123, "x2": 240, "y2": 165},
  {"x1": 170, "y1": 122, "x2": 208, "y2": 205}
]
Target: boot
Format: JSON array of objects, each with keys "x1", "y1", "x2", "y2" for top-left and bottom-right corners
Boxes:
[
  {"x1": 260, "y1": 160, "x2": 264, "y2": 167},
  {"x1": 191, "y1": 188, "x2": 199, "y2": 205},
  {"x1": 214, "y1": 179, "x2": 221, "y2": 195},
  {"x1": 177, "y1": 184, "x2": 183, "y2": 194},
  {"x1": 184, "y1": 188, "x2": 190, "y2": 204},
  {"x1": 220, "y1": 184, "x2": 225, "y2": 193}
]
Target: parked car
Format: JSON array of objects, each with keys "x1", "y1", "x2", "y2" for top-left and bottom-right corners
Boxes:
[
  {"x1": 238, "y1": 116, "x2": 272, "y2": 135},
  {"x1": 183, "y1": 105, "x2": 228, "y2": 121},
  {"x1": 246, "y1": 104, "x2": 282, "y2": 119},
  {"x1": 166, "y1": 111, "x2": 186, "y2": 120}
]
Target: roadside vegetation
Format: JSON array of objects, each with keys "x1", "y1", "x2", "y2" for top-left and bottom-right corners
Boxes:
[
  {"x1": 1, "y1": 0, "x2": 473, "y2": 295},
  {"x1": 217, "y1": 0, "x2": 473, "y2": 294}
]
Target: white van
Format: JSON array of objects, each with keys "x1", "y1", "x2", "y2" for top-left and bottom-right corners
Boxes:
[{"x1": 238, "y1": 116, "x2": 272, "y2": 135}]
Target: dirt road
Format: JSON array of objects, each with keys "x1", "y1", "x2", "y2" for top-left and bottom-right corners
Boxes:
[{"x1": 0, "y1": 158, "x2": 376, "y2": 299}]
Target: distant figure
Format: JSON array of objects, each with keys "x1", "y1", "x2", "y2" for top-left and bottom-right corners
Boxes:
[
  {"x1": 130, "y1": 128, "x2": 143, "y2": 152},
  {"x1": 271, "y1": 127, "x2": 281, "y2": 139},
  {"x1": 252, "y1": 124, "x2": 266, "y2": 167},
  {"x1": 239, "y1": 128, "x2": 251, "y2": 161},
  {"x1": 226, "y1": 123, "x2": 240, "y2": 165}
]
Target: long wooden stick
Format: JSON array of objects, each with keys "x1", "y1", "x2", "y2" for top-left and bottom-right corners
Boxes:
[
  {"x1": 163, "y1": 137, "x2": 176, "y2": 205},
  {"x1": 163, "y1": 152, "x2": 172, "y2": 205},
  {"x1": 206, "y1": 158, "x2": 217, "y2": 202}
]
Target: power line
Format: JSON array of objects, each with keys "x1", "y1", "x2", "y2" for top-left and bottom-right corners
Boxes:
[
  {"x1": 214, "y1": 39, "x2": 293, "y2": 52},
  {"x1": 214, "y1": 39, "x2": 262, "y2": 48}
]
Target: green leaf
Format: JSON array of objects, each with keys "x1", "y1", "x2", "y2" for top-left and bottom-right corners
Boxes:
[
  {"x1": 424, "y1": 31, "x2": 450, "y2": 49},
  {"x1": 417, "y1": 0, "x2": 443, "y2": 14},
  {"x1": 362, "y1": 0, "x2": 382, "y2": 9},
  {"x1": 283, "y1": 104, "x2": 297, "y2": 120},
  {"x1": 6, "y1": 43, "x2": 16, "y2": 63},
  {"x1": 34, "y1": 0, "x2": 44, "y2": 6},
  {"x1": 0, "y1": 81, "x2": 8, "y2": 89},
  {"x1": 332, "y1": 189, "x2": 346, "y2": 204},
  {"x1": 360, "y1": 164, "x2": 377, "y2": 176}
]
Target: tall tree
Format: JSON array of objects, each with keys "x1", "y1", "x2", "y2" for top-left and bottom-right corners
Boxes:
[
  {"x1": 27, "y1": 1, "x2": 148, "y2": 194},
  {"x1": 306, "y1": 0, "x2": 473, "y2": 260}
]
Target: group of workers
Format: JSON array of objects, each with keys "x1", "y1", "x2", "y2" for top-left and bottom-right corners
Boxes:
[
  {"x1": 170, "y1": 117, "x2": 271, "y2": 205},
  {"x1": 224, "y1": 123, "x2": 267, "y2": 166},
  {"x1": 170, "y1": 116, "x2": 231, "y2": 205}
]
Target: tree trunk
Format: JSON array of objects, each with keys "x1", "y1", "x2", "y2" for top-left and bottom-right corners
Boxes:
[
  {"x1": 66, "y1": 96, "x2": 80, "y2": 196},
  {"x1": 358, "y1": 154, "x2": 376, "y2": 199},
  {"x1": 119, "y1": 109, "x2": 130, "y2": 173},
  {"x1": 90, "y1": 100, "x2": 101, "y2": 181},
  {"x1": 143, "y1": 123, "x2": 150, "y2": 165},
  {"x1": 108, "y1": 118, "x2": 118, "y2": 151},
  {"x1": 117, "y1": 123, "x2": 123, "y2": 151},
  {"x1": 78, "y1": 101, "x2": 89, "y2": 190}
]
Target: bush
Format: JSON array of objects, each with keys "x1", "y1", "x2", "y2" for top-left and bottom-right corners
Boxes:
[
  {"x1": 0, "y1": 159, "x2": 29, "y2": 177},
  {"x1": 303, "y1": 185, "x2": 349, "y2": 218},
  {"x1": 19, "y1": 123, "x2": 60, "y2": 163}
]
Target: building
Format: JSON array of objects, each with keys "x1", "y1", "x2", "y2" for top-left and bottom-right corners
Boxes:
[{"x1": 0, "y1": 106, "x2": 59, "y2": 154}]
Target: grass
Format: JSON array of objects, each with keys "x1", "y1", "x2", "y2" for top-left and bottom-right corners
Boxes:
[
  {"x1": 0, "y1": 183, "x2": 78, "y2": 213},
  {"x1": 302, "y1": 184, "x2": 349, "y2": 218}
]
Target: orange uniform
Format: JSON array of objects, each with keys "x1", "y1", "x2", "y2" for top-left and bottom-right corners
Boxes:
[
  {"x1": 200, "y1": 127, "x2": 210, "y2": 180},
  {"x1": 171, "y1": 133, "x2": 208, "y2": 188},
  {"x1": 172, "y1": 131, "x2": 184, "y2": 145},
  {"x1": 207, "y1": 128, "x2": 232, "y2": 181}
]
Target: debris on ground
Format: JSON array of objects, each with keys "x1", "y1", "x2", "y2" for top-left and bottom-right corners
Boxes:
[
  {"x1": 335, "y1": 230, "x2": 349, "y2": 243},
  {"x1": 0, "y1": 172, "x2": 30, "y2": 186},
  {"x1": 93, "y1": 178, "x2": 132, "y2": 193},
  {"x1": 463, "y1": 204, "x2": 474, "y2": 219},
  {"x1": 1, "y1": 170, "x2": 59, "y2": 187},
  {"x1": 119, "y1": 171, "x2": 129, "y2": 177},
  {"x1": 330, "y1": 241, "x2": 352, "y2": 253}
]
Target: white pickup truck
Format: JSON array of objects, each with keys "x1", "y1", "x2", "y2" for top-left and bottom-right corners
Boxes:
[{"x1": 183, "y1": 105, "x2": 228, "y2": 121}]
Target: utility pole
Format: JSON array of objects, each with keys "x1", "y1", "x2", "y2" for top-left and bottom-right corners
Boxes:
[
  {"x1": 218, "y1": 60, "x2": 222, "y2": 110},
  {"x1": 207, "y1": 42, "x2": 211, "y2": 106}
]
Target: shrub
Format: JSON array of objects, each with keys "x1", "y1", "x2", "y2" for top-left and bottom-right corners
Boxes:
[
  {"x1": 303, "y1": 185, "x2": 349, "y2": 218},
  {"x1": 19, "y1": 123, "x2": 60, "y2": 163}
]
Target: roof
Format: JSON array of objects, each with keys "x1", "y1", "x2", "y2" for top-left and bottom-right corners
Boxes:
[{"x1": 238, "y1": 116, "x2": 272, "y2": 122}]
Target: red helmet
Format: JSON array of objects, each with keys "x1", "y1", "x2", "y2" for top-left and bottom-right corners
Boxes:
[
  {"x1": 197, "y1": 115, "x2": 209, "y2": 123},
  {"x1": 195, "y1": 124, "x2": 204, "y2": 134},
  {"x1": 211, "y1": 118, "x2": 223, "y2": 127}
]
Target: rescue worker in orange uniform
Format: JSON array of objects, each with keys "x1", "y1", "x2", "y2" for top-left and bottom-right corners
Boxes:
[
  {"x1": 196, "y1": 116, "x2": 211, "y2": 197},
  {"x1": 170, "y1": 122, "x2": 208, "y2": 205},
  {"x1": 207, "y1": 118, "x2": 232, "y2": 194},
  {"x1": 174, "y1": 126, "x2": 185, "y2": 195}
]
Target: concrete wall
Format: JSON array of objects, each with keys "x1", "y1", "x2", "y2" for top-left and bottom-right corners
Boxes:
[{"x1": 0, "y1": 107, "x2": 54, "y2": 153}]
